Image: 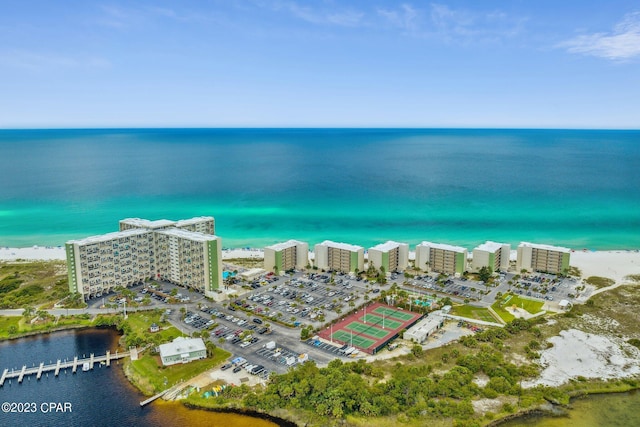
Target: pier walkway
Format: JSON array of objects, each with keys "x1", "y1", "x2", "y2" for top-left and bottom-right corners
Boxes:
[{"x1": 0, "y1": 350, "x2": 130, "y2": 386}]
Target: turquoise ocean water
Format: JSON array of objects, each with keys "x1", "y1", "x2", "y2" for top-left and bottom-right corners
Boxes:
[{"x1": 0, "y1": 128, "x2": 639, "y2": 249}]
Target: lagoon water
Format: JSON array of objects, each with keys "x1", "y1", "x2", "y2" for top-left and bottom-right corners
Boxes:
[
  {"x1": 0, "y1": 329, "x2": 278, "y2": 427},
  {"x1": 1, "y1": 128, "x2": 639, "y2": 249},
  {"x1": 499, "y1": 390, "x2": 640, "y2": 427}
]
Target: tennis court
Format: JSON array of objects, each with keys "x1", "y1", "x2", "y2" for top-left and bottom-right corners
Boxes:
[
  {"x1": 345, "y1": 320, "x2": 390, "y2": 339},
  {"x1": 373, "y1": 306, "x2": 415, "y2": 321},
  {"x1": 318, "y1": 302, "x2": 423, "y2": 354},
  {"x1": 359, "y1": 313, "x2": 403, "y2": 330},
  {"x1": 331, "y1": 330, "x2": 376, "y2": 348}
]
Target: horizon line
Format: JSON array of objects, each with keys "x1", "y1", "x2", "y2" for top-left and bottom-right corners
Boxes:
[{"x1": 1, "y1": 126, "x2": 639, "y2": 131}]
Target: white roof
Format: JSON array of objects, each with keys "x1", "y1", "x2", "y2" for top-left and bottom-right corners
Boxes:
[
  {"x1": 407, "y1": 311, "x2": 445, "y2": 333},
  {"x1": 156, "y1": 228, "x2": 220, "y2": 242},
  {"x1": 417, "y1": 241, "x2": 467, "y2": 253},
  {"x1": 369, "y1": 241, "x2": 407, "y2": 252},
  {"x1": 159, "y1": 337, "x2": 206, "y2": 357},
  {"x1": 266, "y1": 240, "x2": 307, "y2": 251},
  {"x1": 175, "y1": 216, "x2": 214, "y2": 227},
  {"x1": 519, "y1": 242, "x2": 571, "y2": 253},
  {"x1": 120, "y1": 218, "x2": 176, "y2": 229},
  {"x1": 474, "y1": 241, "x2": 509, "y2": 252},
  {"x1": 67, "y1": 228, "x2": 151, "y2": 245},
  {"x1": 317, "y1": 240, "x2": 363, "y2": 252}
]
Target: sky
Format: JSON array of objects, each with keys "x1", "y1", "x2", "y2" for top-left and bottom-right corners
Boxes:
[{"x1": 0, "y1": 0, "x2": 639, "y2": 128}]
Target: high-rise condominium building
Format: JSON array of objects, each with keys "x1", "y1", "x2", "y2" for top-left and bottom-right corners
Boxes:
[
  {"x1": 66, "y1": 217, "x2": 222, "y2": 300},
  {"x1": 119, "y1": 216, "x2": 214, "y2": 235}
]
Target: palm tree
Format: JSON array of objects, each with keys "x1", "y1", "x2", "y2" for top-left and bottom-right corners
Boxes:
[{"x1": 23, "y1": 306, "x2": 35, "y2": 318}]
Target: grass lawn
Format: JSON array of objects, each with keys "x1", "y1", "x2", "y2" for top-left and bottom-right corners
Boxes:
[
  {"x1": 0, "y1": 316, "x2": 20, "y2": 339},
  {"x1": 128, "y1": 347, "x2": 231, "y2": 394},
  {"x1": 506, "y1": 295, "x2": 545, "y2": 314},
  {"x1": 0, "y1": 314, "x2": 95, "y2": 339},
  {"x1": 450, "y1": 305, "x2": 498, "y2": 323},
  {"x1": 491, "y1": 293, "x2": 545, "y2": 323},
  {"x1": 491, "y1": 304, "x2": 515, "y2": 323}
]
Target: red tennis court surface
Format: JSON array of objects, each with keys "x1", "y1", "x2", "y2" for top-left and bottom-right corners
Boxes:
[{"x1": 318, "y1": 302, "x2": 423, "y2": 354}]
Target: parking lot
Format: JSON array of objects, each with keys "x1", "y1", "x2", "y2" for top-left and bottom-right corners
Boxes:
[
  {"x1": 230, "y1": 272, "x2": 380, "y2": 329},
  {"x1": 305, "y1": 338, "x2": 346, "y2": 356},
  {"x1": 255, "y1": 343, "x2": 307, "y2": 367}
]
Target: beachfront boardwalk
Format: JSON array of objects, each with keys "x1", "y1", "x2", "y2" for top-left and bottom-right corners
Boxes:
[{"x1": 0, "y1": 350, "x2": 131, "y2": 386}]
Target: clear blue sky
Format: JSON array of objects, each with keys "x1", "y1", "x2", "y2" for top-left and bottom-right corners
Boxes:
[{"x1": 1, "y1": 1, "x2": 639, "y2": 128}]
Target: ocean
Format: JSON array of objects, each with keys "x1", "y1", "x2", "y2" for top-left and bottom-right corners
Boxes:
[{"x1": 1, "y1": 128, "x2": 639, "y2": 250}]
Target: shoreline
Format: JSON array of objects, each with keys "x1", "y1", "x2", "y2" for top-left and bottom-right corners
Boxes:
[
  {"x1": 2, "y1": 245, "x2": 639, "y2": 284},
  {"x1": 2, "y1": 290, "x2": 640, "y2": 427},
  {"x1": 2, "y1": 320, "x2": 638, "y2": 427}
]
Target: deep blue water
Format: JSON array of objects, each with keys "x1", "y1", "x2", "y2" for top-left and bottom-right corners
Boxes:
[
  {"x1": 0, "y1": 128, "x2": 639, "y2": 249},
  {"x1": 0, "y1": 329, "x2": 277, "y2": 427}
]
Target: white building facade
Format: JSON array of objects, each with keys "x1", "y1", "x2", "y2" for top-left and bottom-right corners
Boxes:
[
  {"x1": 66, "y1": 217, "x2": 222, "y2": 300},
  {"x1": 472, "y1": 241, "x2": 511, "y2": 273},
  {"x1": 403, "y1": 311, "x2": 446, "y2": 343},
  {"x1": 264, "y1": 240, "x2": 309, "y2": 274},
  {"x1": 367, "y1": 241, "x2": 409, "y2": 274},
  {"x1": 159, "y1": 337, "x2": 207, "y2": 366},
  {"x1": 415, "y1": 242, "x2": 468, "y2": 276},
  {"x1": 516, "y1": 242, "x2": 571, "y2": 275},
  {"x1": 314, "y1": 240, "x2": 364, "y2": 274},
  {"x1": 120, "y1": 216, "x2": 215, "y2": 235}
]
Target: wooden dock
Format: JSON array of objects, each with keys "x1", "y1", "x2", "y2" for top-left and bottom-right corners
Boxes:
[
  {"x1": 139, "y1": 389, "x2": 169, "y2": 407},
  {"x1": 17, "y1": 366, "x2": 26, "y2": 383},
  {"x1": 37, "y1": 362, "x2": 44, "y2": 380},
  {"x1": 0, "y1": 351, "x2": 130, "y2": 386}
]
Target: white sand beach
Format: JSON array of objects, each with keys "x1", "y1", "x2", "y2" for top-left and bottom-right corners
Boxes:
[
  {"x1": 3, "y1": 247, "x2": 640, "y2": 283},
  {"x1": 570, "y1": 250, "x2": 640, "y2": 284},
  {"x1": 0, "y1": 246, "x2": 266, "y2": 262},
  {"x1": 523, "y1": 328, "x2": 640, "y2": 388},
  {"x1": 0, "y1": 246, "x2": 67, "y2": 261}
]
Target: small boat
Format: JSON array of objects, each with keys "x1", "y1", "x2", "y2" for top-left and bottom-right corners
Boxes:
[{"x1": 82, "y1": 362, "x2": 90, "y2": 372}]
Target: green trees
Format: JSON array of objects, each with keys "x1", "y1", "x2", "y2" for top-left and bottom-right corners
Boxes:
[
  {"x1": 411, "y1": 344, "x2": 423, "y2": 357},
  {"x1": 478, "y1": 266, "x2": 492, "y2": 284},
  {"x1": 233, "y1": 353, "x2": 486, "y2": 423},
  {"x1": 300, "y1": 326, "x2": 313, "y2": 340}
]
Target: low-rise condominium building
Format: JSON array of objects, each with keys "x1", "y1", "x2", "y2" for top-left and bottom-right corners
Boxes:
[
  {"x1": 264, "y1": 240, "x2": 309, "y2": 274},
  {"x1": 367, "y1": 241, "x2": 409, "y2": 274},
  {"x1": 415, "y1": 242, "x2": 468, "y2": 276},
  {"x1": 516, "y1": 242, "x2": 571, "y2": 275},
  {"x1": 472, "y1": 241, "x2": 511, "y2": 273},
  {"x1": 66, "y1": 217, "x2": 222, "y2": 300},
  {"x1": 314, "y1": 240, "x2": 364, "y2": 274}
]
